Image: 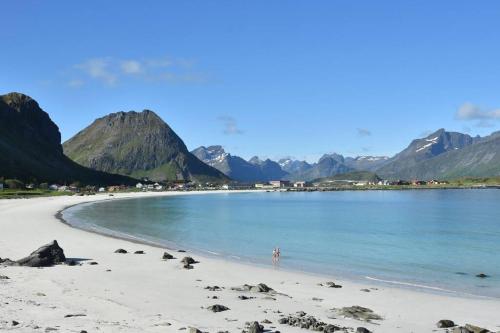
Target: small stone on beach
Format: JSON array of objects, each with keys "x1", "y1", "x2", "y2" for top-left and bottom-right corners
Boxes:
[
  {"x1": 207, "y1": 304, "x2": 230, "y2": 312},
  {"x1": 162, "y1": 252, "x2": 175, "y2": 260},
  {"x1": 134, "y1": 250, "x2": 145, "y2": 254},
  {"x1": 437, "y1": 319, "x2": 455, "y2": 328},
  {"x1": 114, "y1": 249, "x2": 127, "y2": 254}
]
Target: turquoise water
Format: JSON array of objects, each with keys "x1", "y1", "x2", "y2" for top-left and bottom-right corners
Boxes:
[{"x1": 64, "y1": 190, "x2": 500, "y2": 298}]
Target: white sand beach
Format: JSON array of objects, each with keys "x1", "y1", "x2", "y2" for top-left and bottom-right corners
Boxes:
[{"x1": 1, "y1": 192, "x2": 499, "y2": 333}]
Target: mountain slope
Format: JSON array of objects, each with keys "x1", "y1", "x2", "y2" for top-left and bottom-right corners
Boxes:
[
  {"x1": 344, "y1": 156, "x2": 389, "y2": 171},
  {"x1": 0, "y1": 92, "x2": 135, "y2": 185},
  {"x1": 278, "y1": 158, "x2": 312, "y2": 174},
  {"x1": 63, "y1": 111, "x2": 228, "y2": 183},
  {"x1": 376, "y1": 129, "x2": 477, "y2": 179},
  {"x1": 382, "y1": 133, "x2": 500, "y2": 180}
]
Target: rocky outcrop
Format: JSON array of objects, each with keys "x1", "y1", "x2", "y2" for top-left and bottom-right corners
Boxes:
[
  {"x1": 437, "y1": 319, "x2": 455, "y2": 328},
  {"x1": 332, "y1": 306, "x2": 382, "y2": 322},
  {"x1": 278, "y1": 312, "x2": 347, "y2": 332},
  {"x1": 207, "y1": 304, "x2": 229, "y2": 313}
]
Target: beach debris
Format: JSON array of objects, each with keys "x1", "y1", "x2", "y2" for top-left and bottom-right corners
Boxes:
[
  {"x1": 114, "y1": 248, "x2": 128, "y2": 254},
  {"x1": 475, "y1": 273, "x2": 490, "y2": 278},
  {"x1": 244, "y1": 321, "x2": 264, "y2": 333},
  {"x1": 162, "y1": 252, "x2": 175, "y2": 260},
  {"x1": 2, "y1": 240, "x2": 67, "y2": 267},
  {"x1": 207, "y1": 304, "x2": 230, "y2": 313},
  {"x1": 134, "y1": 250, "x2": 145, "y2": 254},
  {"x1": 278, "y1": 312, "x2": 346, "y2": 332},
  {"x1": 437, "y1": 319, "x2": 455, "y2": 328},
  {"x1": 204, "y1": 285, "x2": 222, "y2": 291},
  {"x1": 0, "y1": 275, "x2": 9, "y2": 280},
  {"x1": 231, "y1": 283, "x2": 274, "y2": 293},
  {"x1": 356, "y1": 327, "x2": 372, "y2": 333},
  {"x1": 331, "y1": 306, "x2": 382, "y2": 322}
]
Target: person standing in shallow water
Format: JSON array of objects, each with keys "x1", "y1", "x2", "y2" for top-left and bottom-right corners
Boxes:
[{"x1": 272, "y1": 248, "x2": 277, "y2": 263}]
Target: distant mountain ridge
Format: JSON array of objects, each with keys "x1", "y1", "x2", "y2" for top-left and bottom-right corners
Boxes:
[
  {"x1": 63, "y1": 110, "x2": 228, "y2": 183},
  {"x1": 0, "y1": 92, "x2": 135, "y2": 185},
  {"x1": 191, "y1": 146, "x2": 288, "y2": 182}
]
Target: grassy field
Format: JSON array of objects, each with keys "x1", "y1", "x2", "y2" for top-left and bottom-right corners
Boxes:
[{"x1": 0, "y1": 189, "x2": 74, "y2": 199}]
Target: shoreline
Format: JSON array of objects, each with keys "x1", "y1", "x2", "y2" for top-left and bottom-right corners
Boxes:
[
  {"x1": 1, "y1": 191, "x2": 500, "y2": 332},
  {"x1": 59, "y1": 193, "x2": 497, "y2": 302}
]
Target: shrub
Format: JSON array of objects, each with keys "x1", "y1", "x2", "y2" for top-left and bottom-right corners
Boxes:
[{"x1": 4, "y1": 179, "x2": 25, "y2": 189}]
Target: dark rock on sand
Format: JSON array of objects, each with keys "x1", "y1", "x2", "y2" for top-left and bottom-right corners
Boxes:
[
  {"x1": 437, "y1": 319, "x2": 455, "y2": 328},
  {"x1": 231, "y1": 283, "x2": 274, "y2": 293},
  {"x1": 238, "y1": 295, "x2": 255, "y2": 300},
  {"x1": 333, "y1": 306, "x2": 382, "y2": 322},
  {"x1": 278, "y1": 312, "x2": 345, "y2": 332},
  {"x1": 16, "y1": 241, "x2": 66, "y2": 267},
  {"x1": 114, "y1": 249, "x2": 127, "y2": 254},
  {"x1": 88, "y1": 261, "x2": 98, "y2": 265},
  {"x1": 134, "y1": 250, "x2": 145, "y2": 254},
  {"x1": 476, "y1": 273, "x2": 490, "y2": 278},
  {"x1": 64, "y1": 314, "x2": 86, "y2": 318},
  {"x1": 453, "y1": 327, "x2": 473, "y2": 333},
  {"x1": 205, "y1": 286, "x2": 222, "y2": 291},
  {"x1": 183, "y1": 263, "x2": 193, "y2": 269},
  {"x1": 207, "y1": 304, "x2": 229, "y2": 312},
  {"x1": 181, "y1": 257, "x2": 198, "y2": 265},
  {"x1": 0, "y1": 275, "x2": 9, "y2": 279},
  {"x1": 356, "y1": 327, "x2": 371, "y2": 333},
  {"x1": 67, "y1": 260, "x2": 78, "y2": 266},
  {"x1": 247, "y1": 321, "x2": 264, "y2": 333},
  {"x1": 325, "y1": 281, "x2": 342, "y2": 288},
  {"x1": 178, "y1": 249, "x2": 186, "y2": 252},
  {"x1": 12, "y1": 320, "x2": 19, "y2": 326},
  {"x1": 162, "y1": 252, "x2": 175, "y2": 260}
]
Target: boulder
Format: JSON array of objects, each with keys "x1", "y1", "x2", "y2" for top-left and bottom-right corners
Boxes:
[
  {"x1": 356, "y1": 328, "x2": 371, "y2": 333},
  {"x1": 247, "y1": 321, "x2": 264, "y2": 333},
  {"x1": 437, "y1": 320, "x2": 455, "y2": 328},
  {"x1": 134, "y1": 250, "x2": 145, "y2": 254},
  {"x1": 181, "y1": 257, "x2": 197, "y2": 265},
  {"x1": 250, "y1": 283, "x2": 273, "y2": 293},
  {"x1": 114, "y1": 249, "x2": 127, "y2": 254},
  {"x1": 333, "y1": 306, "x2": 383, "y2": 322},
  {"x1": 16, "y1": 241, "x2": 66, "y2": 267},
  {"x1": 0, "y1": 275, "x2": 10, "y2": 279},
  {"x1": 325, "y1": 281, "x2": 342, "y2": 288},
  {"x1": 207, "y1": 304, "x2": 229, "y2": 312},
  {"x1": 162, "y1": 252, "x2": 174, "y2": 260}
]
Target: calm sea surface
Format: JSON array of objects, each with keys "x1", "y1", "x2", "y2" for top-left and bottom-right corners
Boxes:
[{"x1": 64, "y1": 190, "x2": 500, "y2": 298}]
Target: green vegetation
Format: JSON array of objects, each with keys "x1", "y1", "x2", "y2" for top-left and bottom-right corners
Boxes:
[
  {"x1": 0, "y1": 189, "x2": 73, "y2": 199},
  {"x1": 313, "y1": 171, "x2": 381, "y2": 183}
]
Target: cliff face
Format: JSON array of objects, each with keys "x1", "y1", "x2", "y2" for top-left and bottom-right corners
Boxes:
[
  {"x1": 0, "y1": 92, "x2": 135, "y2": 185},
  {"x1": 63, "y1": 110, "x2": 228, "y2": 182}
]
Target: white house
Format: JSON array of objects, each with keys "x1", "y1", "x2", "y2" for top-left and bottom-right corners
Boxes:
[
  {"x1": 49, "y1": 184, "x2": 59, "y2": 191},
  {"x1": 293, "y1": 181, "x2": 307, "y2": 188},
  {"x1": 98, "y1": 187, "x2": 106, "y2": 192},
  {"x1": 269, "y1": 180, "x2": 290, "y2": 188},
  {"x1": 136, "y1": 182, "x2": 143, "y2": 189}
]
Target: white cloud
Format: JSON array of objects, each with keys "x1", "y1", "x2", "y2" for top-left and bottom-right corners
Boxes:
[
  {"x1": 456, "y1": 102, "x2": 500, "y2": 121},
  {"x1": 217, "y1": 115, "x2": 243, "y2": 135},
  {"x1": 72, "y1": 56, "x2": 206, "y2": 86},
  {"x1": 121, "y1": 60, "x2": 143, "y2": 74},
  {"x1": 75, "y1": 58, "x2": 117, "y2": 85}
]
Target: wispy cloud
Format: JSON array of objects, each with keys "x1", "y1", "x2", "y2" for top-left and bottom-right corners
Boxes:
[
  {"x1": 72, "y1": 55, "x2": 207, "y2": 86},
  {"x1": 75, "y1": 58, "x2": 117, "y2": 85},
  {"x1": 120, "y1": 60, "x2": 143, "y2": 74},
  {"x1": 356, "y1": 128, "x2": 372, "y2": 137},
  {"x1": 456, "y1": 102, "x2": 500, "y2": 121},
  {"x1": 218, "y1": 115, "x2": 243, "y2": 135}
]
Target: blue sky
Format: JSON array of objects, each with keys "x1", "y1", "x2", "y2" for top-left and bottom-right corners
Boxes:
[{"x1": 2, "y1": 1, "x2": 500, "y2": 162}]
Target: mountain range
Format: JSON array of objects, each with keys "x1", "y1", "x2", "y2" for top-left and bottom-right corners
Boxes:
[
  {"x1": 2, "y1": 92, "x2": 500, "y2": 185},
  {"x1": 192, "y1": 128, "x2": 500, "y2": 182}
]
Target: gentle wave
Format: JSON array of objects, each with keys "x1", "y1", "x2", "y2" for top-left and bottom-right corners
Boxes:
[{"x1": 365, "y1": 276, "x2": 457, "y2": 293}]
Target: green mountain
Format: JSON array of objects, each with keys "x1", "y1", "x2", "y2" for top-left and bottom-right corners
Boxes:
[
  {"x1": 0, "y1": 92, "x2": 135, "y2": 185},
  {"x1": 63, "y1": 110, "x2": 229, "y2": 183}
]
